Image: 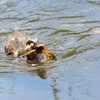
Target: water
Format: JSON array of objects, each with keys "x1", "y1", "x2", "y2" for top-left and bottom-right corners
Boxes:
[{"x1": 0, "y1": 0, "x2": 100, "y2": 100}]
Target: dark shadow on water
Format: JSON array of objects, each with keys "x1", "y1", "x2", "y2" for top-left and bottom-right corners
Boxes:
[
  {"x1": 28, "y1": 68, "x2": 47, "y2": 79},
  {"x1": 28, "y1": 65, "x2": 56, "y2": 79}
]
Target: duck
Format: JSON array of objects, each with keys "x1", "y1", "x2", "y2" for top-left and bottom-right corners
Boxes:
[
  {"x1": 25, "y1": 40, "x2": 46, "y2": 63},
  {"x1": 20, "y1": 43, "x2": 57, "y2": 63},
  {"x1": 21, "y1": 38, "x2": 57, "y2": 62},
  {"x1": 5, "y1": 31, "x2": 57, "y2": 63},
  {"x1": 5, "y1": 31, "x2": 38, "y2": 57}
]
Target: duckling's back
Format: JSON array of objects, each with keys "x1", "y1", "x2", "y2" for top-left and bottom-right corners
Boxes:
[{"x1": 5, "y1": 31, "x2": 28, "y2": 57}]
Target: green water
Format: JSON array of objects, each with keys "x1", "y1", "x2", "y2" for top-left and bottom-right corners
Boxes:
[{"x1": 0, "y1": 0, "x2": 100, "y2": 100}]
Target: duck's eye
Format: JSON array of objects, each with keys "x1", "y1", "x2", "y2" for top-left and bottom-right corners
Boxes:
[{"x1": 26, "y1": 40, "x2": 34, "y2": 45}]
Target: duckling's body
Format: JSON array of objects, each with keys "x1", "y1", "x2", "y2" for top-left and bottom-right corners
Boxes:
[
  {"x1": 5, "y1": 31, "x2": 37, "y2": 57},
  {"x1": 5, "y1": 31, "x2": 45, "y2": 62},
  {"x1": 26, "y1": 46, "x2": 46, "y2": 63},
  {"x1": 24, "y1": 38, "x2": 46, "y2": 63},
  {"x1": 5, "y1": 31, "x2": 57, "y2": 63},
  {"x1": 5, "y1": 31, "x2": 28, "y2": 57}
]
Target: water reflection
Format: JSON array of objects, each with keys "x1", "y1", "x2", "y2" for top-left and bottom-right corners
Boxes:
[
  {"x1": 51, "y1": 78, "x2": 60, "y2": 100},
  {"x1": 28, "y1": 65, "x2": 56, "y2": 79},
  {"x1": 68, "y1": 85, "x2": 76, "y2": 100},
  {"x1": 28, "y1": 68, "x2": 47, "y2": 79}
]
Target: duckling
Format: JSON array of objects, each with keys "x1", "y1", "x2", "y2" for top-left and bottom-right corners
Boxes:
[
  {"x1": 5, "y1": 31, "x2": 57, "y2": 63},
  {"x1": 23, "y1": 38, "x2": 46, "y2": 62},
  {"x1": 5, "y1": 31, "x2": 38, "y2": 57},
  {"x1": 21, "y1": 44, "x2": 46, "y2": 63},
  {"x1": 20, "y1": 44, "x2": 57, "y2": 63}
]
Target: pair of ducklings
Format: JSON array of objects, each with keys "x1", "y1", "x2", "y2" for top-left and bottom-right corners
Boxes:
[{"x1": 5, "y1": 31, "x2": 57, "y2": 63}]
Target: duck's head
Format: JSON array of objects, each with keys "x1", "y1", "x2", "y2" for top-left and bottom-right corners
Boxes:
[{"x1": 25, "y1": 37, "x2": 38, "y2": 51}]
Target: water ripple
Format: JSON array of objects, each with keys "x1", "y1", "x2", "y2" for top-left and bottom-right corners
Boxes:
[{"x1": 1, "y1": 0, "x2": 100, "y2": 99}]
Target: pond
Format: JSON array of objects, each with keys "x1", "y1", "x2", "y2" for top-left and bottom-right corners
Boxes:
[{"x1": 0, "y1": 0, "x2": 100, "y2": 100}]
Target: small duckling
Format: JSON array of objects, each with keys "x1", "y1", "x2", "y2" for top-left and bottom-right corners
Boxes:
[
  {"x1": 21, "y1": 44, "x2": 46, "y2": 63},
  {"x1": 24, "y1": 39, "x2": 47, "y2": 62},
  {"x1": 5, "y1": 31, "x2": 38, "y2": 57},
  {"x1": 20, "y1": 44, "x2": 57, "y2": 63},
  {"x1": 5, "y1": 31, "x2": 57, "y2": 63},
  {"x1": 23, "y1": 39, "x2": 57, "y2": 61}
]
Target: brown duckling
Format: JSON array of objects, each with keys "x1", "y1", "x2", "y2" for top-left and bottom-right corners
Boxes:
[
  {"x1": 25, "y1": 39, "x2": 57, "y2": 61},
  {"x1": 5, "y1": 31, "x2": 57, "y2": 63},
  {"x1": 20, "y1": 44, "x2": 57, "y2": 63},
  {"x1": 5, "y1": 31, "x2": 38, "y2": 57}
]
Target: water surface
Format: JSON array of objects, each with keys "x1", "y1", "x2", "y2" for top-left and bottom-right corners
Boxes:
[{"x1": 0, "y1": 0, "x2": 100, "y2": 100}]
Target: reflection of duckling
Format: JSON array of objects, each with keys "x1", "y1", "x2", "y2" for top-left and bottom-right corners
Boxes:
[
  {"x1": 37, "y1": 68, "x2": 47, "y2": 79},
  {"x1": 28, "y1": 68, "x2": 47, "y2": 79},
  {"x1": 5, "y1": 31, "x2": 38, "y2": 57}
]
